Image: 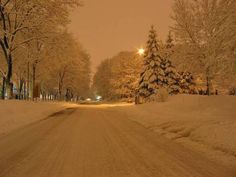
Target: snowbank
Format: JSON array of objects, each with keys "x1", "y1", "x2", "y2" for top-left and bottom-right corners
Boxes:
[
  {"x1": 116, "y1": 95, "x2": 236, "y2": 166},
  {"x1": 0, "y1": 100, "x2": 76, "y2": 136}
]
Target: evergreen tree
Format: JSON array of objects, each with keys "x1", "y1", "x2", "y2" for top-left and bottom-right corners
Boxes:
[
  {"x1": 138, "y1": 26, "x2": 166, "y2": 101},
  {"x1": 164, "y1": 31, "x2": 196, "y2": 94},
  {"x1": 165, "y1": 31, "x2": 174, "y2": 56},
  {"x1": 161, "y1": 31, "x2": 181, "y2": 94},
  {"x1": 162, "y1": 58, "x2": 181, "y2": 94},
  {"x1": 179, "y1": 72, "x2": 196, "y2": 94}
]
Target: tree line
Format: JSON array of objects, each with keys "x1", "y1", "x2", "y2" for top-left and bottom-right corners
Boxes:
[
  {"x1": 93, "y1": 0, "x2": 236, "y2": 102},
  {"x1": 0, "y1": 0, "x2": 91, "y2": 100},
  {"x1": 92, "y1": 51, "x2": 143, "y2": 101}
]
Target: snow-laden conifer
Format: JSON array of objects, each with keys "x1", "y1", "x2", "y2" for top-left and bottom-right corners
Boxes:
[{"x1": 138, "y1": 26, "x2": 166, "y2": 101}]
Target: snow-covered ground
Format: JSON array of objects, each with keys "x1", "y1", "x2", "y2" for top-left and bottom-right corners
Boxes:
[
  {"x1": 0, "y1": 100, "x2": 76, "y2": 136},
  {"x1": 0, "y1": 96, "x2": 235, "y2": 168},
  {"x1": 116, "y1": 95, "x2": 236, "y2": 167}
]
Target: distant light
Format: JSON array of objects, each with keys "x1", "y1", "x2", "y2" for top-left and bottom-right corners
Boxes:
[
  {"x1": 86, "y1": 98, "x2": 91, "y2": 101},
  {"x1": 95, "y1": 96, "x2": 102, "y2": 101},
  {"x1": 96, "y1": 96, "x2": 102, "y2": 100},
  {"x1": 138, "y1": 48, "x2": 145, "y2": 56}
]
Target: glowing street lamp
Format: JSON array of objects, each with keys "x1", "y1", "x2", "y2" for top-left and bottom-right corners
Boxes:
[{"x1": 138, "y1": 48, "x2": 145, "y2": 56}]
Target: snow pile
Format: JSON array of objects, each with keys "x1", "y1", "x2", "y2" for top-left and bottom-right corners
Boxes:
[
  {"x1": 117, "y1": 95, "x2": 236, "y2": 162},
  {"x1": 0, "y1": 100, "x2": 75, "y2": 136}
]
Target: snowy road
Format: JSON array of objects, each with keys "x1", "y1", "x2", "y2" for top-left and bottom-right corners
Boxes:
[{"x1": 0, "y1": 106, "x2": 235, "y2": 177}]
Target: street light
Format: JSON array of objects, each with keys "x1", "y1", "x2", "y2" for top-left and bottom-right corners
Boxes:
[{"x1": 138, "y1": 48, "x2": 145, "y2": 56}]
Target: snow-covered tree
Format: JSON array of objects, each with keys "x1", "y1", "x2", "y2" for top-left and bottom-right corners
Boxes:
[
  {"x1": 138, "y1": 26, "x2": 166, "y2": 101},
  {"x1": 179, "y1": 72, "x2": 196, "y2": 94},
  {"x1": 161, "y1": 31, "x2": 181, "y2": 94},
  {"x1": 93, "y1": 59, "x2": 113, "y2": 99},
  {"x1": 171, "y1": 0, "x2": 236, "y2": 95},
  {"x1": 93, "y1": 51, "x2": 143, "y2": 101},
  {"x1": 162, "y1": 58, "x2": 181, "y2": 94},
  {"x1": 165, "y1": 31, "x2": 175, "y2": 57},
  {"x1": 38, "y1": 31, "x2": 91, "y2": 100},
  {"x1": 110, "y1": 51, "x2": 142, "y2": 101},
  {"x1": 0, "y1": 0, "x2": 81, "y2": 99}
]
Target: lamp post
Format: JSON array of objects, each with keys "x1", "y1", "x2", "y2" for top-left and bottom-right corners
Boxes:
[{"x1": 134, "y1": 48, "x2": 145, "y2": 105}]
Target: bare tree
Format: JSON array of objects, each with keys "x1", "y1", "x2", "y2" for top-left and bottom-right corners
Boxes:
[
  {"x1": 172, "y1": 0, "x2": 236, "y2": 95},
  {"x1": 93, "y1": 51, "x2": 142, "y2": 101},
  {"x1": 0, "y1": 0, "x2": 80, "y2": 98},
  {"x1": 39, "y1": 31, "x2": 91, "y2": 101}
]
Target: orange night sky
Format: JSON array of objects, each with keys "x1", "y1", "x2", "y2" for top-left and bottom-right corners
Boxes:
[{"x1": 69, "y1": 0, "x2": 173, "y2": 72}]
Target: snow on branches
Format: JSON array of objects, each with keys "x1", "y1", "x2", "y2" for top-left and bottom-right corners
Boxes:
[
  {"x1": 0, "y1": 0, "x2": 88, "y2": 100},
  {"x1": 171, "y1": 0, "x2": 236, "y2": 95},
  {"x1": 138, "y1": 26, "x2": 183, "y2": 102}
]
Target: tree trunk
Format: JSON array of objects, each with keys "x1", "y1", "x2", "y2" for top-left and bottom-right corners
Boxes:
[
  {"x1": 6, "y1": 55, "x2": 13, "y2": 99},
  {"x1": 23, "y1": 81, "x2": 26, "y2": 100},
  {"x1": 19, "y1": 79, "x2": 24, "y2": 100},
  {"x1": 5, "y1": 82, "x2": 13, "y2": 99},
  {"x1": 206, "y1": 76, "x2": 210, "y2": 96},
  {"x1": 1, "y1": 76, "x2": 6, "y2": 100},
  {"x1": 206, "y1": 67, "x2": 212, "y2": 96},
  {"x1": 58, "y1": 72, "x2": 65, "y2": 101},
  {"x1": 27, "y1": 62, "x2": 30, "y2": 100},
  {"x1": 32, "y1": 63, "x2": 36, "y2": 100},
  {"x1": 58, "y1": 81, "x2": 62, "y2": 101}
]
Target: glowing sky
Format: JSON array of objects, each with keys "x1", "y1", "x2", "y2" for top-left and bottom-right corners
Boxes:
[{"x1": 69, "y1": 0, "x2": 173, "y2": 72}]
